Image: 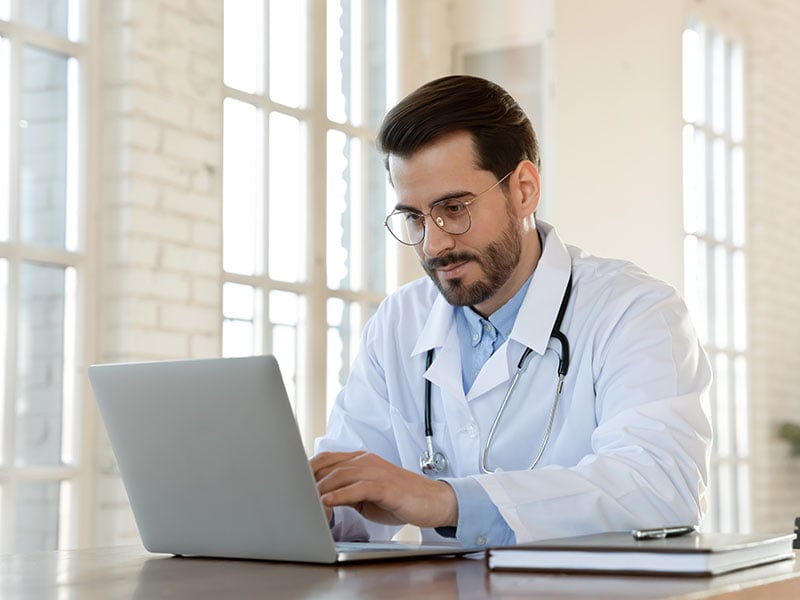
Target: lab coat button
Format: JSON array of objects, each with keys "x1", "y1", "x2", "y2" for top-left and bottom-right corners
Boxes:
[
  {"x1": 476, "y1": 535, "x2": 487, "y2": 546},
  {"x1": 464, "y1": 424, "x2": 477, "y2": 438}
]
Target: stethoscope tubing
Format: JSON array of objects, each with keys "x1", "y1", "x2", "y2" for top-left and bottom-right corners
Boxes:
[{"x1": 422, "y1": 274, "x2": 573, "y2": 475}]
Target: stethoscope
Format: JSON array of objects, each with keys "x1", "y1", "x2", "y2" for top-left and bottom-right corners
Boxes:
[{"x1": 419, "y1": 274, "x2": 573, "y2": 475}]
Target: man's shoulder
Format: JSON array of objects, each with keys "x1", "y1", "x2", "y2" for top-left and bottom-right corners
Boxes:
[
  {"x1": 569, "y1": 247, "x2": 677, "y2": 297},
  {"x1": 373, "y1": 276, "x2": 441, "y2": 321}
]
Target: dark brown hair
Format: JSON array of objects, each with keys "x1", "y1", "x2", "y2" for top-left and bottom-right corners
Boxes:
[{"x1": 376, "y1": 75, "x2": 540, "y2": 181}]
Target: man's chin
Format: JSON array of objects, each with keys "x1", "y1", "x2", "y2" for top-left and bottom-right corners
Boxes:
[{"x1": 436, "y1": 277, "x2": 491, "y2": 307}]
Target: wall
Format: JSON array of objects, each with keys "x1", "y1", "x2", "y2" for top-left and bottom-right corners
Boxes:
[
  {"x1": 84, "y1": 0, "x2": 800, "y2": 545},
  {"x1": 730, "y1": 0, "x2": 800, "y2": 535},
  {"x1": 92, "y1": 0, "x2": 223, "y2": 546}
]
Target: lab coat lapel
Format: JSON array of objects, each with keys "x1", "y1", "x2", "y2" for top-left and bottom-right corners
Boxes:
[
  {"x1": 465, "y1": 342, "x2": 513, "y2": 399},
  {"x1": 510, "y1": 222, "x2": 572, "y2": 354},
  {"x1": 412, "y1": 293, "x2": 465, "y2": 402}
]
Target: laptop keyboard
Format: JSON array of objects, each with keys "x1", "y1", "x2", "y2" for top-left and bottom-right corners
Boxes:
[{"x1": 336, "y1": 541, "x2": 460, "y2": 553}]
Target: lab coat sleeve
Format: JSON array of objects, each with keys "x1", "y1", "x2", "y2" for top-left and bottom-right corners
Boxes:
[{"x1": 474, "y1": 286, "x2": 713, "y2": 543}]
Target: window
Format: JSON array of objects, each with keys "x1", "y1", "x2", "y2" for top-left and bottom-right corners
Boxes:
[
  {"x1": 682, "y1": 20, "x2": 749, "y2": 532},
  {"x1": 0, "y1": 0, "x2": 86, "y2": 553},
  {"x1": 221, "y1": 1, "x2": 397, "y2": 444}
]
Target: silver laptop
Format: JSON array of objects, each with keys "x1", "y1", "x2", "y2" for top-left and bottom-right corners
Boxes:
[{"x1": 88, "y1": 355, "x2": 475, "y2": 563}]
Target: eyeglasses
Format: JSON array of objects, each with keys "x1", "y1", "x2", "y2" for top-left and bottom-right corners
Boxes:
[{"x1": 384, "y1": 171, "x2": 513, "y2": 246}]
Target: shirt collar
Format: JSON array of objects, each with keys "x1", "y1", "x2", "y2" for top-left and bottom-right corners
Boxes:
[{"x1": 413, "y1": 220, "x2": 572, "y2": 357}]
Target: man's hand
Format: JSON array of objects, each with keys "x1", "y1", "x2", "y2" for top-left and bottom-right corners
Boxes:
[{"x1": 311, "y1": 451, "x2": 458, "y2": 529}]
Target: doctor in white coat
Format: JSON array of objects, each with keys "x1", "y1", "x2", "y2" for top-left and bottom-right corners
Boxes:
[{"x1": 312, "y1": 75, "x2": 713, "y2": 548}]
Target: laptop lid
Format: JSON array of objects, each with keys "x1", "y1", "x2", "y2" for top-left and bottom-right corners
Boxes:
[{"x1": 89, "y1": 355, "x2": 473, "y2": 563}]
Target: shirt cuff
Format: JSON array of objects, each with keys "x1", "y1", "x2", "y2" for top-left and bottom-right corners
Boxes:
[{"x1": 435, "y1": 477, "x2": 516, "y2": 548}]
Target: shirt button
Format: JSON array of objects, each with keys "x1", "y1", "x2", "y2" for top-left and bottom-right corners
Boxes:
[
  {"x1": 476, "y1": 535, "x2": 487, "y2": 546},
  {"x1": 472, "y1": 333, "x2": 480, "y2": 342}
]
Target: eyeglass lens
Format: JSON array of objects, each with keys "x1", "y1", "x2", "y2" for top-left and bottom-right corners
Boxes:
[{"x1": 385, "y1": 199, "x2": 471, "y2": 245}]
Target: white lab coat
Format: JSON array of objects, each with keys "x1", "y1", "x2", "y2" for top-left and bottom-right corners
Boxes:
[{"x1": 316, "y1": 221, "x2": 713, "y2": 544}]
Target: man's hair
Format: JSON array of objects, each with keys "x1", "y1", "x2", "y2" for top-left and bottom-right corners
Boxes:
[{"x1": 376, "y1": 75, "x2": 540, "y2": 180}]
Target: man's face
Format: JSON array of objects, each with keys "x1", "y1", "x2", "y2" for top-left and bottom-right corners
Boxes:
[{"x1": 388, "y1": 131, "x2": 526, "y2": 316}]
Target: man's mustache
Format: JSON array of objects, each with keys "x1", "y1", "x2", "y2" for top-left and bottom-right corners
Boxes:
[{"x1": 425, "y1": 252, "x2": 480, "y2": 270}]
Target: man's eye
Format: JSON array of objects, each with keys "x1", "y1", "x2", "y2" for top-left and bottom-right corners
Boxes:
[
  {"x1": 404, "y1": 212, "x2": 424, "y2": 224},
  {"x1": 440, "y1": 201, "x2": 466, "y2": 216}
]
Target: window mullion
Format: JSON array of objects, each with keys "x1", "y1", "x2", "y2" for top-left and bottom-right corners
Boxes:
[{"x1": 301, "y1": 0, "x2": 329, "y2": 447}]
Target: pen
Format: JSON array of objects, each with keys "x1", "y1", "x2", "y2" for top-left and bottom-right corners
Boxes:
[{"x1": 631, "y1": 525, "x2": 698, "y2": 540}]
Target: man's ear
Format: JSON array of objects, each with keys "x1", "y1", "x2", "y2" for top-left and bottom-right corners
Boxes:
[{"x1": 512, "y1": 160, "x2": 540, "y2": 217}]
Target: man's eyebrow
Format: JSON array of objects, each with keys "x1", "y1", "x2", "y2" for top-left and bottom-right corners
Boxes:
[{"x1": 393, "y1": 190, "x2": 472, "y2": 212}]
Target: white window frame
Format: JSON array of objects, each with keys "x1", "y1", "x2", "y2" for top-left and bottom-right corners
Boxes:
[
  {"x1": 0, "y1": 1, "x2": 90, "y2": 553},
  {"x1": 221, "y1": 1, "x2": 397, "y2": 448},
  {"x1": 682, "y1": 18, "x2": 750, "y2": 533}
]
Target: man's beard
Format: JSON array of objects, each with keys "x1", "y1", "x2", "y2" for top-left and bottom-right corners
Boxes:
[{"x1": 422, "y1": 212, "x2": 522, "y2": 308}]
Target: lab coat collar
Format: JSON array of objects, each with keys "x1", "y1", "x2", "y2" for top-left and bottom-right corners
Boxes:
[
  {"x1": 413, "y1": 289, "x2": 455, "y2": 357},
  {"x1": 510, "y1": 221, "x2": 572, "y2": 355},
  {"x1": 412, "y1": 220, "x2": 572, "y2": 358}
]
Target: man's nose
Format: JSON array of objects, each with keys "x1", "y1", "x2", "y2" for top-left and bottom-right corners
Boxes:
[{"x1": 421, "y1": 216, "x2": 455, "y2": 257}]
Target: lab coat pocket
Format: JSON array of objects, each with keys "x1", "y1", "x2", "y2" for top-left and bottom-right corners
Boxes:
[{"x1": 388, "y1": 406, "x2": 445, "y2": 473}]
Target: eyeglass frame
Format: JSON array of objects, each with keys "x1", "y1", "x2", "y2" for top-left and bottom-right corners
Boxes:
[{"x1": 383, "y1": 170, "x2": 514, "y2": 246}]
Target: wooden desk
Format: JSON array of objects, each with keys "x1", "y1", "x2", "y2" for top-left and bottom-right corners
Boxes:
[{"x1": 1, "y1": 546, "x2": 798, "y2": 599}]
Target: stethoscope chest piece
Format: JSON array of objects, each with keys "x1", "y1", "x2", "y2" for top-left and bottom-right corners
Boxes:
[{"x1": 419, "y1": 443, "x2": 447, "y2": 474}]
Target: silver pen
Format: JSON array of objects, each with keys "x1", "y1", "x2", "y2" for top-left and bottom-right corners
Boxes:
[{"x1": 631, "y1": 525, "x2": 699, "y2": 540}]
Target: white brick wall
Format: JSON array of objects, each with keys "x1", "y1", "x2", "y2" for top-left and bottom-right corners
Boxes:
[
  {"x1": 94, "y1": 0, "x2": 223, "y2": 546},
  {"x1": 737, "y1": 0, "x2": 800, "y2": 533}
]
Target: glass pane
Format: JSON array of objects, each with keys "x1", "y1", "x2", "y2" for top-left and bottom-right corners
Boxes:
[
  {"x1": 16, "y1": 262, "x2": 65, "y2": 466},
  {"x1": 729, "y1": 44, "x2": 743, "y2": 142},
  {"x1": 713, "y1": 245, "x2": 728, "y2": 348},
  {"x1": 682, "y1": 125, "x2": 706, "y2": 236},
  {"x1": 0, "y1": 37, "x2": 9, "y2": 240},
  {"x1": 22, "y1": 0, "x2": 69, "y2": 38},
  {"x1": 223, "y1": 0, "x2": 264, "y2": 94},
  {"x1": 327, "y1": 130, "x2": 361, "y2": 290},
  {"x1": 710, "y1": 32, "x2": 726, "y2": 135},
  {"x1": 269, "y1": 0, "x2": 307, "y2": 108},
  {"x1": 223, "y1": 282, "x2": 255, "y2": 320},
  {"x1": 713, "y1": 353, "x2": 730, "y2": 458},
  {"x1": 736, "y1": 463, "x2": 750, "y2": 532},
  {"x1": 733, "y1": 355, "x2": 749, "y2": 456},
  {"x1": 328, "y1": 0, "x2": 363, "y2": 124},
  {"x1": 365, "y1": 142, "x2": 388, "y2": 293},
  {"x1": 716, "y1": 461, "x2": 733, "y2": 532},
  {"x1": 731, "y1": 250, "x2": 747, "y2": 352},
  {"x1": 683, "y1": 235, "x2": 708, "y2": 344},
  {"x1": 327, "y1": 132, "x2": 387, "y2": 293},
  {"x1": 222, "y1": 283, "x2": 260, "y2": 357},
  {"x1": 730, "y1": 146, "x2": 745, "y2": 247},
  {"x1": 328, "y1": 0, "x2": 388, "y2": 127},
  {"x1": 268, "y1": 112, "x2": 307, "y2": 282},
  {"x1": 20, "y1": 46, "x2": 72, "y2": 249},
  {"x1": 222, "y1": 319, "x2": 256, "y2": 358},
  {"x1": 0, "y1": 260, "x2": 6, "y2": 465},
  {"x1": 223, "y1": 98, "x2": 262, "y2": 276},
  {"x1": 326, "y1": 297, "x2": 361, "y2": 416},
  {"x1": 682, "y1": 27, "x2": 703, "y2": 124},
  {"x1": 711, "y1": 138, "x2": 727, "y2": 241},
  {"x1": 15, "y1": 480, "x2": 60, "y2": 552},
  {"x1": 269, "y1": 290, "x2": 304, "y2": 410}
]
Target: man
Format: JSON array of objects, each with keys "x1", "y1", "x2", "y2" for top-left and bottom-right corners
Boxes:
[{"x1": 312, "y1": 75, "x2": 712, "y2": 549}]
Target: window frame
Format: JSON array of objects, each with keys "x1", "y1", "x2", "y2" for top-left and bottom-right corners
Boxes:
[
  {"x1": 221, "y1": 1, "x2": 397, "y2": 448},
  {"x1": 0, "y1": 1, "x2": 92, "y2": 553},
  {"x1": 682, "y1": 17, "x2": 750, "y2": 533}
]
